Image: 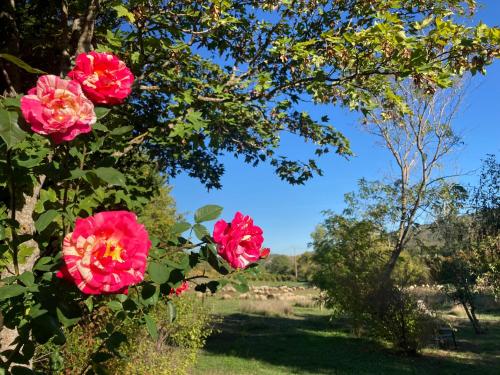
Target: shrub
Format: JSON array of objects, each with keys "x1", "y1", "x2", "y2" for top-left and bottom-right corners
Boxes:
[
  {"x1": 34, "y1": 307, "x2": 116, "y2": 374},
  {"x1": 119, "y1": 295, "x2": 214, "y2": 375},
  {"x1": 311, "y1": 214, "x2": 441, "y2": 353},
  {"x1": 33, "y1": 295, "x2": 214, "y2": 374},
  {"x1": 366, "y1": 286, "x2": 441, "y2": 354}
]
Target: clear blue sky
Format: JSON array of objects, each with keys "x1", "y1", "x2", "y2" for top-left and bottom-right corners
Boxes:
[{"x1": 170, "y1": 2, "x2": 500, "y2": 255}]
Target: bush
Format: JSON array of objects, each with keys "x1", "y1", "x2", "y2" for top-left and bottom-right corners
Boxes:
[
  {"x1": 311, "y1": 214, "x2": 441, "y2": 353},
  {"x1": 366, "y1": 286, "x2": 440, "y2": 354},
  {"x1": 119, "y1": 295, "x2": 214, "y2": 375},
  {"x1": 34, "y1": 295, "x2": 213, "y2": 374},
  {"x1": 34, "y1": 306, "x2": 117, "y2": 374}
]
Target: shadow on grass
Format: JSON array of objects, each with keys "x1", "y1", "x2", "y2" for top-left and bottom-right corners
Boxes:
[{"x1": 201, "y1": 312, "x2": 500, "y2": 375}]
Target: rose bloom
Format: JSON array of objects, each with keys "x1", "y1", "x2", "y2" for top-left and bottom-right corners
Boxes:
[
  {"x1": 57, "y1": 211, "x2": 151, "y2": 295},
  {"x1": 213, "y1": 212, "x2": 270, "y2": 269},
  {"x1": 170, "y1": 281, "x2": 189, "y2": 296},
  {"x1": 20, "y1": 75, "x2": 96, "y2": 143},
  {"x1": 68, "y1": 51, "x2": 134, "y2": 105}
]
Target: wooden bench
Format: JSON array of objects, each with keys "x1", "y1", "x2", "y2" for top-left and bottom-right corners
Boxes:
[{"x1": 434, "y1": 327, "x2": 457, "y2": 349}]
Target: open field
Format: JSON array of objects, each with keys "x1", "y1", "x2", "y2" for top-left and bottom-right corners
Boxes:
[{"x1": 191, "y1": 284, "x2": 500, "y2": 375}]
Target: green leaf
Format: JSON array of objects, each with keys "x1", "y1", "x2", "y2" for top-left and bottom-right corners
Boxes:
[
  {"x1": 91, "y1": 352, "x2": 113, "y2": 364},
  {"x1": 15, "y1": 153, "x2": 47, "y2": 168},
  {"x1": 106, "y1": 30, "x2": 122, "y2": 48},
  {"x1": 56, "y1": 307, "x2": 81, "y2": 328},
  {"x1": 141, "y1": 283, "x2": 158, "y2": 299},
  {"x1": 2, "y1": 95, "x2": 21, "y2": 108},
  {"x1": 171, "y1": 221, "x2": 191, "y2": 234},
  {"x1": 92, "y1": 122, "x2": 109, "y2": 132},
  {"x1": 0, "y1": 109, "x2": 27, "y2": 148},
  {"x1": 167, "y1": 300, "x2": 176, "y2": 323},
  {"x1": 232, "y1": 282, "x2": 249, "y2": 293},
  {"x1": 110, "y1": 125, "x2": 133, "y2": 135},
  {"x1": 18, "y1": 271, "x2": 34, "y2": 287},
  {"x1": 35, "y1": 210, "x2": 59, "y2": 233},
  {"x1": 67, "y1": 169, "x2": 87, "y2": 180},
  {"x1": 194, "y1": 205, "x2": 223, "y2": 223},
  {"x1": 148, "y1": 262, "x2": 170, "y2": 284},
  {"x1": 141, "y1": 284, "x2": 160, "y2": 306},
  {"x1": 107, "y1": 301, "x2": 123, "y2": 311},
  {"x1": 144, "y1": 314, "x2": 158, "y2": 341},
  {"x1": 113, "y1": 4, "x2": 136, "y2": 22},
  {"x1": 29, "y1": 303, "x2": 48, "y2": 319},
  {"x1": 94, "y1": 107, "x2": 111, "y2": 119},
  {"x1": 33, "y1": 257, "x2": 54, "y2": 271},
  {"x1": 0, "y1": 53, "x2": 47, "y2": 74},
  {"x1": 193, "y1": 223, "x2": 210, "y2": 240},
  {"x1": 32, "y1": 314, "x2": 65, "y2": 345},
  {"x1": 92, "y1": 167, "x2": 126, "y2": 187},
  {"x1": 207, "y1": 280, "x2": 220, "y2": 293},
  {"x1": 84, "y1": 296, "x2": 94, "y2": 312},
  {"x1": 0, "y1": 284, "x2": 26, "y2": 300}
]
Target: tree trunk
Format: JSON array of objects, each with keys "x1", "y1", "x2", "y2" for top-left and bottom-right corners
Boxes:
[
  {"x1": 460, "y1": 300, "x2": 482, "y2": 334},
  {"x1": 0, "y1": 176, "x2": 45, "y2": 366}
]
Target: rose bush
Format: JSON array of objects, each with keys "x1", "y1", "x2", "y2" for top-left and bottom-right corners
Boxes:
[
  {"x1": 20, "y1": 75, "x2": 96, "y2": 143},
  {"x1": 0, "y1": 52, "x2": 269, "y2": 373},
  {"x1": 68, "y1": 52, "x2": 134, "y2": 105},
  {"x1": 57, "y1": 211, "x2": 151, "y2": 295}
]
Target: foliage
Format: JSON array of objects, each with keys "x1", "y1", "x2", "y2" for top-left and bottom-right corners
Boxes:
[
  {"x1": 426, "y1": 195, "x2": 484, "y2": 334},
  {"x1": 263, "y1": 255, "x2": 294, "y2": 278},
  {"x1": 311, "y1": 214, "x2": 390, "y2": 331},
  {"x1": 368, "y1": 285, "x2": 440, "y2": 354},
  {"x1": 34, "y1": 306, "x2": 116, "y2": 374},
  {"x1": 311, "y1": 211, "x2": 439, "y2": 353},
  {"x1": 2, "y1": 1, "x2": 500, "y2": 187},
  {"x1": 359, "y1": 78, "x2": 465, "y2": 278},
  {"x1": 119, "y1": 295, "x2": 214, "y2": 375},
  {"x1": 34, "y1": 294, "x2": 214, "y2": 375},
  {"x1": 138, "y1": 185, "x2": 180, "y2": 245},
  {"x1": 0, "y1": 72, "x2": 256, "y2": 372},
  {"x1": 427, "y1": 156, "x2": 499, "y2": 332},
  {"x1": 469, "y1": 155, "x2": 499, "y2": 299},
  {"x1": 296, "y1": 252, "x2": 318, "y2": 282}
]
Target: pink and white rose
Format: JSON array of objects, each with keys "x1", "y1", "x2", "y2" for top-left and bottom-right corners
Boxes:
[
  {"x1": 68, "y1": 52, "x2": 134, "y2": 105},
  {"x1": 20, "y1": 75, "x2": 96, "y2": 143},
  {"x1": 57, "y1": 211, "x2": 151, "y2": 295},
  {"x1": 213, "y1": 212, "x2": 270, "y2": 269}
]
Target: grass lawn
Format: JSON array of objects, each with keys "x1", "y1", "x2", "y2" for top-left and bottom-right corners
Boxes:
[{"x1": 192, "y1": 292, "x2": 500, "y2": 375}]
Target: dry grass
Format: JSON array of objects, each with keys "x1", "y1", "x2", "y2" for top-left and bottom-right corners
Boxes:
[
  {"x1": 293, "y1": 298, "x2": 316, "y2": 308},
  {"x1": 239, "y1": 300, "x2": 294, "y2": 317},
  {"x1": 449, "y1": 304, "x2": 466, "y2": 317}
]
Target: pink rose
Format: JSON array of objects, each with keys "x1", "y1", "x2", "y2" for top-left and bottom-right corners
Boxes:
[
  {"x1": 170, "y1": 281, "x2": 189, "y2": 296},
  {"x1": 20, "y1": 75, "x2": 96, "y2": 143},
  {"x1": 57, "y1": 211, "x2": 151, "y2": 295},
  {"x1": 68, "y1": 52, "x2": 134, "y2": 105},
  {"x1": 213, "y1": 212, "x2": 270, "y2": 269}
]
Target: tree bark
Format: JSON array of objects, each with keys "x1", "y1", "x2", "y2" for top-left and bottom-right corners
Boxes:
[{"x1": 76, "y1": 0, "x2": 100, "y2": 55}]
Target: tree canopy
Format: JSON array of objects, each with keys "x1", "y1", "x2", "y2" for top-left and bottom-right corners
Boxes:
[{"x1": 2, "y1": 0, "x2": 499, "y2": 187}]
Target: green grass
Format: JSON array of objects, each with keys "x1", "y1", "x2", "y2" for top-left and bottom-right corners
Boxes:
[{"x1": 193, "y1": 295, "x2": 500, "y2": 375}]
